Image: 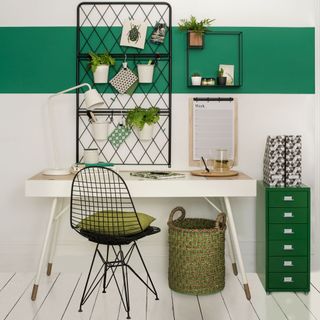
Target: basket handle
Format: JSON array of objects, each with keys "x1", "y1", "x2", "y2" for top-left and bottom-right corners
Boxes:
[
  {"x1": 215, "y1": 212, "x2": 227, "y2": 231},
  {"x1": 168, "y1": 206, "x2": 186, "y2": 225}
]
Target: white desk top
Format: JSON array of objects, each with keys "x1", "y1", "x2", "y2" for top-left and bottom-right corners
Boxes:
[{"x1": 25, "y1": 171, "x2": 256, "y2": 198}]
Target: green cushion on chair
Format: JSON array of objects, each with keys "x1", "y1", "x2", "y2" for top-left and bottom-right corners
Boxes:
[{"x1": 78, "y1": 211, "x2": 155, "y2": 236}]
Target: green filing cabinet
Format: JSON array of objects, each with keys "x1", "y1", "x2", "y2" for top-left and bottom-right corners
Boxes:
[{"x1": 256, "y1": 181, "x2": 310, "y2": 293}]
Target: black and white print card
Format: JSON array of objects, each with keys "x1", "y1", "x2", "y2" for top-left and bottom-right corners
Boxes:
[{"x1": 120, "y1": 20, "x2": 148, "y2": 49}]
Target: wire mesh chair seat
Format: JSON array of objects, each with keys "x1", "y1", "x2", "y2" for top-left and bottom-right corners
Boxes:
[{"x1": 70, "y1": 166, "x2": 160, "y2": 319}]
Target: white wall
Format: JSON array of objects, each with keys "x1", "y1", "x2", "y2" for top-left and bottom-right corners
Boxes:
[{"x1": 0, "y1": 0, "x2": 317, "y2": 273}]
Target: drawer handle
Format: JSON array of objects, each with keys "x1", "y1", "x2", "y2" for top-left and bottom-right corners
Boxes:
[
  {"x1": 283, "y1": 196, "x2": 294, "y2": 201},
  {"x1": 283, "y1": 228, "x2": 294, "y2": 235},
  {"x1": 283, "y1": 277, "x2": 294, "y2": 283},
  {"x1": 283, "y1": 212, "x2": 294, "y2": 218},
  {"x1": 283, "y1": 244, "x2": 293, "y2": 250},
  {"x1": 283, "y1": 261, "x2": 294, "y2": 267}
]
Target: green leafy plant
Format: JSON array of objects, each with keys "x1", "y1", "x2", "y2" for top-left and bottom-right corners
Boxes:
[
  {"x1": 178, "y1": 16, "x2": 215, "y2": 34},
  {"x1": 126, "y1": 107, "x2": 160, "y2": 130},
  {"x1": 218, "y1": 67, "x2": 224, "y2": 77},
  {"x1": 88, "y1": 52, "x2": 115, "y2": 72}
]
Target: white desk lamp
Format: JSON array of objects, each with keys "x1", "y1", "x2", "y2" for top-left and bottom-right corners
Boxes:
[{"x1": 43, "y1": 83, "x2": 104, "y2": 176}]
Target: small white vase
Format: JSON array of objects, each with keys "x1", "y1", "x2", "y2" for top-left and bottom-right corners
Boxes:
[
  {"x1": 93, "y1": 65, "x2": 109, "y2": 83},
  {"x1": 191, "y1": 76, "x2": 202, "y2": 86},
  {"x1": 138, "y1": 124, "x2": 154, "y2": 141},
  {"x1": 137, "y1": 64, "x2": 155, "y2": 83}
]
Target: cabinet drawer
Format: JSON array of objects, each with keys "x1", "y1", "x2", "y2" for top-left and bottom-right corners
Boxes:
[
  {"x1": 268, "y1": 191, "x2": 308, "y2": 207},
  {"x1": 268, "y1": 224, "x2": 308, "y2": 240},
  {"x1": 269, "y1": 240, "x2": 308, "y2": 256},
  {"x1": 269, "y1": 257, "x2": 308, "y2": 273},
  {"x1": 269, "y1": 208, "x2": 308, "y2": 223},
  {"x1": 269, "y1": 273, "x2": 308, "y2": 290}
]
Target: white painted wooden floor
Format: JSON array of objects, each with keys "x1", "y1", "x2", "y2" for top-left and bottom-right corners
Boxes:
[{"x1": 1, "y1": 269, "x2": 320, "y2": 320}]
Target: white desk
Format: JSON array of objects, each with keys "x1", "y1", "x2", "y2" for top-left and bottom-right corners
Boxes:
[{"x1": 25, "y1": 171, "x2": 256, "y2": 300}]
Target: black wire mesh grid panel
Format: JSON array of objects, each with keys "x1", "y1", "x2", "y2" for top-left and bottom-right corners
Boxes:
[{"x1": 76, "y1": 2, "x2": 172, "y2": 165}]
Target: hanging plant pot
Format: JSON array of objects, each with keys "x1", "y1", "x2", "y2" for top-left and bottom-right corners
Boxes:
[
  {"x1": 138, "y1": 124, "x2": 154, "y2": 141},
  {"x1": 91, "y1": 120, "x2": 109, "y2": 141},
  {"x1": 188, "y1": 31, "x2": 203, "y2": 48},
  {"x1": 93, "y1": 64, "x2": 110, "y2": 83},
  {"x1": 137, "y1": 64, "x2": 155, "y2": 83}
]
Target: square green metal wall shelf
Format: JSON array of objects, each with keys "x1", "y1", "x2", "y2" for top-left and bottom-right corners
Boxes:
[{"x1": 186, "y1": 31, "x2": 243, "y2": 88}]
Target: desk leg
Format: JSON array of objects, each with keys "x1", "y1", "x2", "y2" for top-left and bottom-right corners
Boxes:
[
  {"x1": 46, "y1": 198, "x2": 64, "y2": 276},
  {"x1": 223, "y1": 197, "x2": 251, "y2": 300},
  {"x1": 218, "y1": 198, "x2": 238, "y2": 276},
  {"x1": 31, "y1": 197, "x2": 58, "y2": 301},
  {"x1": 226, "y1": 227, "x2": 238, "y2": 276}
]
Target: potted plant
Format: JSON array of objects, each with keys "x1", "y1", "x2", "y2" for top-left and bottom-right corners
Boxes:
[
  {"x1": 191, "y1": 73, "x2": 202, "y2": 86},
  {"x1": 89, "y1": 52, "x2": 115, "y2": 83},
  {"x1": 217, "y1": 67, "x2": 227, "y2": 86},
  {"x1": 137, "y1": 59, "x2": 155, "y2": 83},
  {"x1": 126, "y1": 106, "x2": 160, "y2": 141},
  {"x1": 178, "y1": 16, "x2": 214, "y2": 47}
]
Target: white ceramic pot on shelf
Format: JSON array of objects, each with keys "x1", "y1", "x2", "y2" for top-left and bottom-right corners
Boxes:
[
  {"x1": 137, "y1": 64, "x2": 155, "y2": 83},
  {"x1": 93, "y1": 65, "x2": 110, "y2": 83},
  {"x1": 191, "y1": 76, "x2": 202, "y2": 86},
  {"x1": 138, "y1": 124, "x2": 154, "y2": 141}
]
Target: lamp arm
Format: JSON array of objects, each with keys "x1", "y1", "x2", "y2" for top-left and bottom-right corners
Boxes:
[
  {"x1": 49, "y1": 83, "x2": 92, "y2": 99},
  {"x1": 46, "y1": 83, "x2": 91, "y2": 169}
]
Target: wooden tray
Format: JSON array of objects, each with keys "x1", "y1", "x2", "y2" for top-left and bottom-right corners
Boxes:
[{"x1": 191, "y1": 170, "x2": 239, "y2": 177}]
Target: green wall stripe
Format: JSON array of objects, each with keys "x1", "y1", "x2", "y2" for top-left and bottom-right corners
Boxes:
[{"x1": 0, "y1": 26, "x2": 314, "y2": 94}]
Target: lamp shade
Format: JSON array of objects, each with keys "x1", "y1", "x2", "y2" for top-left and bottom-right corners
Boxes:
[
  {"x1": 84, "y1": 89, "x2": 104, "y2": 110},
  {"x1": 43, "y1": 83, "x2": 104, "y2": 176}
]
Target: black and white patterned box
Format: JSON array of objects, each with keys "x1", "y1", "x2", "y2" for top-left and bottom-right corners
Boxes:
[
  {"x1": 263, "y1": 135, "x2": 286, "y2": 187},
  {"x1": 285, "y1": 135, "x2": 302, "y2": 186}
]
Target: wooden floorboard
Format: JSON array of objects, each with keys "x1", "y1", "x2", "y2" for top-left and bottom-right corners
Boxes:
[
  {"x1": 0, "y1": 271, "x2": 319, "y2": 320},
  {"x1": 146, "y1": 272, "x2": 174, "y2": 320},
  {"x1": 198, "y1": 293, "x2": 231, "y2": 320},
  {"x1": 272, "y1": 291, "x2": 317, "y2": 320},
  {"x1": 0, "y1": 273, "x2": 15, "y2": 292},
  {"x1": 221, "y1": 269, "x2": 259, "y2": 320},
  {"x1": 0, "y1": 272, "x2": 35, "y2": 320},
  {"x1": 246, "y1": 273, "x2": 287, "y2": 320},
  {"x1": 5, "y1": 273, "x2": 60, "y2": 320},
  {"x1": 33, "y1": 273, "x2": 80, "y2": 320},
  {"x1": 171, "y1": 291, "x2": 202, "y2": 320}
]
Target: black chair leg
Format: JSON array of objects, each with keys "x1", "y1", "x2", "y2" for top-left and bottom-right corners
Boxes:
[
  {"x1": 134, "y1": 242, "x2": 159, "y2": 300},
  {"x1": 102, "y1": 245, "x2": 110, "y2": 293},
  {"x1": 120, "y1": 246, "x2": 131, "y2": 319},
  {"x1": 79, "y1": 243, "x2": 99, "y2": 312}
]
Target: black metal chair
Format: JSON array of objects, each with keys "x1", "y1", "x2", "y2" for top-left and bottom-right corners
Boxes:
[{"x1": 70, "y1": 166, "x2": 160, "y2": 319}]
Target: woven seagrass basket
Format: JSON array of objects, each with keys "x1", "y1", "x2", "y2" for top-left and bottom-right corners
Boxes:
[{"x1": 168, "y1": 207, "x2": 226, "y2": 295}]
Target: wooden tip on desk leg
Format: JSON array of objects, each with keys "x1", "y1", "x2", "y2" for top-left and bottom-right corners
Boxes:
[
  {"x1": 244, "y1": 283, "x2": 251, "y2": 300},
  {"x1": 31, "y1": 284, "x2": 39, "y2": 301},
  {"x1": 47, "y1": 263, "x2": 53, "y2": 276},
  {"x1": 232, "y1": 263, "x2": 238, "y2": 276}
]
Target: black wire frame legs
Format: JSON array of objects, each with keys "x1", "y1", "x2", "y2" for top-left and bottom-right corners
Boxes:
[{"x1": 78, "y1": 242, "x2": 159, "y2": 319}]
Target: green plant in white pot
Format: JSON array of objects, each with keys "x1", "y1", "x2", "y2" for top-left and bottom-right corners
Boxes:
[
  {"x1": 126, "y1": 106, "x2": 160, "y2": 141},
  {"x1": 137, "y1": 59, "x2": 155, "y2": 83},
  {"x1": 89, "y1": 52, "x2": 115, "y2": 84}
]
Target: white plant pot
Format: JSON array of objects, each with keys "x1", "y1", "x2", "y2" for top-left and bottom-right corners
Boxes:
[
  {"x1": 191, "y1": 76, "x2": 202, "y2": 86},
  {"x1": 137, "y1": 64, "x2": 155, "y2": 83},
  {"x1": 91, "y1": 121, "x2": 109, "y2": 141},
  {"x1": 138, "y1": 124, "x2": 154, "y2": 141},
  {"x1": 93, "y1": 65, "x2": 110, "y2": 83}
]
